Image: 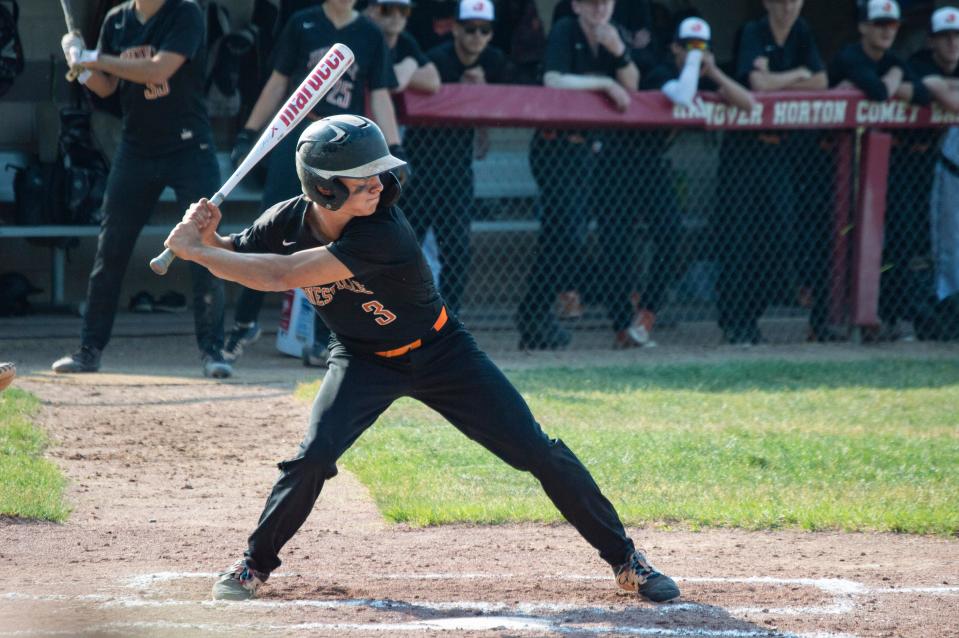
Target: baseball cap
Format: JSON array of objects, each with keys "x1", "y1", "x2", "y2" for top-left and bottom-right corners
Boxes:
[
  {"x1": 458, "y1": 0, "x2": 494, "y2": 22},
  {"x1": 675, "y1": 17, "x2": 711, "y2": 43},
  {"x1": 860, "y1": 0, "x2": 901, "y2": 23},
  {"x1": 932, "y1": 7, "x2": 959, "y2": 33}
]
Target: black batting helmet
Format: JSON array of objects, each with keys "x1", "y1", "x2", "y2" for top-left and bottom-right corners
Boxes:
[{"x1": 295, "y1": 115, "x2": 407, "y2": 210}]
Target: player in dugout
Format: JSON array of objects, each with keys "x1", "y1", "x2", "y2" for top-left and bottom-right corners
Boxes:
[
  {"x1": 364, "y1": 0, "x2": 441, "y2": 93},
  {"x1": 225, "y1": 0, "x2": 407, "y2": 368},
  {"x1": 163, "y1": 114, "x2": 681, "y2": 605},
  {"x1": 52, "y1": 0, "x2": 230, "y2": 378},
  {"x1": 830, "y1": 0, "x2": 932, "y2": 341}
]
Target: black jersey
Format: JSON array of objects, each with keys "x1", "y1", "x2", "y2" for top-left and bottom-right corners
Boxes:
[
  {"x1": 545, "y1": 16, "x2": 630, "y2": 79},
  {"x1": 427, "y1": 41, "x2": 509, "y2": 84},
  {"x1": 97, "y1": 0, "x2": 211, "y2": 155},
  {"x1": 735, "y1": 16, "x2": 824, "y2": 86},
  {"x1": 904, "y1": 49, "x2": 957, "y2": 151},
  {"x1": 273, "y1": 7, "x2": 397, "y2": 118},
  {"x1": 909, "y1": 48, "x2": 959, "y2": 80},
  {"x1": 829, "y1": 42, "x2": 930, "y2": 105},
  {"x1": 393, "y1": 30, "x2": 430, "y2": 67},
  {"x1": 231, "y1": 196, "x2": 444, "y2": 353}
]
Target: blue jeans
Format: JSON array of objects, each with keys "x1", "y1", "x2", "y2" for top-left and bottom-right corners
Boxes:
[{"x1": 80, "y1": 141, "x2": 225, "y2": 354}]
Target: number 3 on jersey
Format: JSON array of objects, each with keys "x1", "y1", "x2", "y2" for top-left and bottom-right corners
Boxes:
[{"x1": 362, "y1": 300, "x2": 397, "y2": 326}]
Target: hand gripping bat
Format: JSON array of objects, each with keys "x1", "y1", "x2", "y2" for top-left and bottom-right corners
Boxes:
[
  {"x1": 150, "y1": 43, "x2": 356, "y2": 275},
  {"x1": 60, "y1": 0, "x2": 85, "y2": 81}
]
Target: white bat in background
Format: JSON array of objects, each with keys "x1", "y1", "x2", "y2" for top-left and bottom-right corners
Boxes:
[{"x1": 150, "y1": 43, "x2": 356, "y2": 275}]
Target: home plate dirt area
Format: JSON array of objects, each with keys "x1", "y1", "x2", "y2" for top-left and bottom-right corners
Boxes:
[{"x1": 1, "y1": 343, "x2": 957, "y2": 638}]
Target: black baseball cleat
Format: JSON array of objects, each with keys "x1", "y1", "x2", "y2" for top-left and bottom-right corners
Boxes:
[
  {"x1": 202, "y1": 350, "x2": 233, "y2": 379},
  {"x1": 223, "y1": 322, "x2": 262, "y2": 362},
  {"x1": 614, "y1": 550, "x2": 680, "y2": 602},
  {"x1": 212, "y1": 558, "x2": 267, "y2": 601},
  {"x1": 51, "y1": 346, "x2": 101, "y2": 373}
]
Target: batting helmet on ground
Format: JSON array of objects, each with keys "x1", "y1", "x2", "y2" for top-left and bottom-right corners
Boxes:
[{"x1": 295, "y1": 115, "x2": 407, "y2": 211}]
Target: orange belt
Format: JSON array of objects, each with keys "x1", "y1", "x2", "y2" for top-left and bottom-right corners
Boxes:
[{"x1": 375, "y1": 306, "x2": 448, "y2": 358}]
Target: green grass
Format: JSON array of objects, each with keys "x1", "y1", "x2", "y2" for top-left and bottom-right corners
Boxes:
[
  {"x1": 296, "y1": 359, "x2": 959, "y2": 535},
  {"x1": 0, "y1": 389, "x2": 69, "y2": 521}
]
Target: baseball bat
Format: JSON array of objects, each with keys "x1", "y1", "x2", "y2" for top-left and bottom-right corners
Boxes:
[
  {"x1": 150, "y1": 43, "x2": 356, "y2": 275},
  {"x1": 59, "y1": 0, "x2": 84, "y2": 81}
]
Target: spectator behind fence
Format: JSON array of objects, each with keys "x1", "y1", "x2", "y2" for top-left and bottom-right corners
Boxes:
[
  {"x1": 226, "y1": 0, "x2": 406, "y2": 367},
  {"x1": 491, "y1": 0, "x2": 548, "y2": 84},
  {"x1": 891, "y1": 6, "x2": 959, "y2": 339},
  {"x1": 830, "y1": 0, "x2": 931, "y2": 341},
  {"x1": 645, "y1": 17, "x2": 755, "y2": 346},
  {"x1": 406, "y1": 0, "x2": 458, "y2": 52},
  {"x1": 515, "y1": 0, "x2": 639, "y2": 350},
  {"x1": 404, "y1": 0, "x2": 509, "y2": 317},
  {"x1": 365, "y1": 0, "x2": 442, "y2": 93},
  {"x1": 52, "y1": 0, "x2": 229, "y2": 378},
  {"x1": 551, "y1": 0, "x2": 659, "y2": 71},
  {"x1": 718, "y1": 0, "x2": 829, "y2": 345}
]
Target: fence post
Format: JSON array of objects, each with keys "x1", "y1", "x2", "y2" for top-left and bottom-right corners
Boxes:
[
  {"x1": 850, "y1": 128, "x2": 892, "y2": 330},
  {"x1": 831, "y1": 131, "x2": 855, "y2": 327}
]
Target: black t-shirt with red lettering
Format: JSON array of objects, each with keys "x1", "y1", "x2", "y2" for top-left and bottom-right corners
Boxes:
[
  {"x1": 272, "y1": 7, "x2": 397, "y2": 117},
  {"x1": 97, "y1": 0, "x2": 211, "y2": 155},
  {"x1": 230, "y1": 196, "x2": 443, "y2": 353}
]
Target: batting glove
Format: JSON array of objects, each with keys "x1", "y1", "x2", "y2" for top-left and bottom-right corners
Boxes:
[{"x1": 60, "y1": 32, "x2": 84, "y2": 66}]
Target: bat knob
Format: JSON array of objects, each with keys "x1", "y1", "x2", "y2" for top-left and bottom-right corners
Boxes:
[{"x1": 150, "y1": 248, "x2": 175, "y2": 275}]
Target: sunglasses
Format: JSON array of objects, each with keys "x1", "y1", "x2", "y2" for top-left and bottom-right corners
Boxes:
[
  {"x1": 461, "y1": 24, "x2": 493, "y2": 36},
  {"x1": 376, "y1": 4, "x2": 411, "y2": 18},
  {"x1": 683, "y1": 39, "x2": 710, "y2": 51}
]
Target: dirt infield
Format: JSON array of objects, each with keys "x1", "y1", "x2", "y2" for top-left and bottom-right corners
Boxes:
[{"x1": 1, "y1": 320, "x2": 958, "y2": 637}]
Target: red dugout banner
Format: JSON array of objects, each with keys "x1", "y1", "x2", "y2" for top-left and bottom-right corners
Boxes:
[{"x1": 397, "y1": 85, "x2": 959, "y2": 130}]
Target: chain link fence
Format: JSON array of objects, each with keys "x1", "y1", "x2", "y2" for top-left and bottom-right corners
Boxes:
[{"x1": 395, "y1": 88, "x2": 959, "y2": 350}]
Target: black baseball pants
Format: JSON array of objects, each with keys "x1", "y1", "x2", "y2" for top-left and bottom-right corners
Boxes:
[
  {"x1": 245, "y1": 321, "x2": 636, "y2": 573},
  {"x1": 80, "y1": 141, "x2": 224, "y2": 354}
]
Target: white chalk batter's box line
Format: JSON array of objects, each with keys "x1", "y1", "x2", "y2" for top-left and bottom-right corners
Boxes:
[{"x1": 2, "y1": 572, "x2": 956, "y2": 638}]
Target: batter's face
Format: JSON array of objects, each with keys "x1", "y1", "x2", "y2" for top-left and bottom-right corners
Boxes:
[
  {"x1": 932, "y1": 31, "x2": 959, "y2": 68},
  {"x1": 339, "y1": 175, "x2": 385, "y2": 217},
  {"x1": 572, "y1": 0, "x2": 615, "y2": 29}
]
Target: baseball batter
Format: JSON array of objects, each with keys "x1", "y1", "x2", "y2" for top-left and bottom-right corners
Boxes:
[{"x1": 164, "y1": 114, "x2": 680, "y2": 605}]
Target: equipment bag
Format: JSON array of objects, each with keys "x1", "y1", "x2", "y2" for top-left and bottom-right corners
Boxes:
[
  {"x1": 55, "y1": 108, "x2": 109, "y2": 225},
  {"x1": 205, "y1": 2, "x2": 262, "y2": 119}
]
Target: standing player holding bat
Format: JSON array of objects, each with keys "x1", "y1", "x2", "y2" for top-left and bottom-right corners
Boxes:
[
  {"x1": 165, "y1": 115, "x2": 680, "y2": 604},
  {"x1": 223, "y1": 0, "x2": 406, "y2": 367},
  {"x1": 52, "y1": 0, "x2": 231, "y2": 378}
]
